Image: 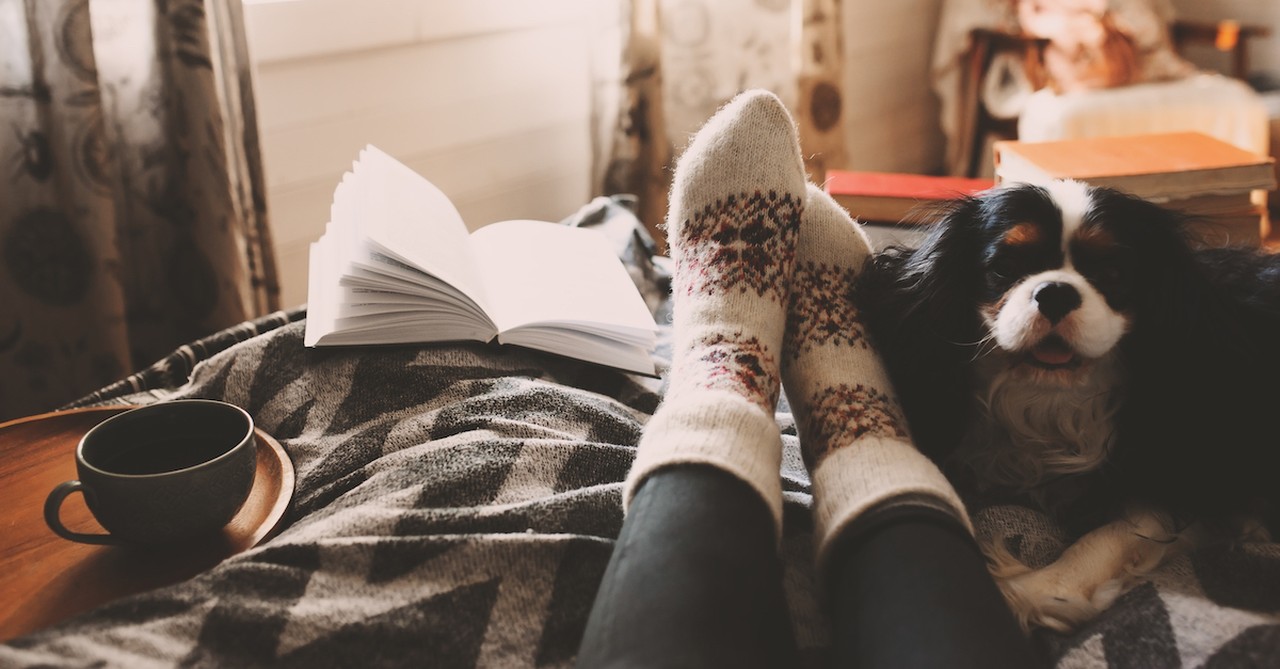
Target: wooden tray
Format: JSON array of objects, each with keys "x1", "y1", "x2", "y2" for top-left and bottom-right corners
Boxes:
[{"x1": 0, "y1": 405, "x2": 294, "y2": 641}]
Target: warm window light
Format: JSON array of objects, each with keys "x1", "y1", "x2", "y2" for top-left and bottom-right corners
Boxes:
[{"x1": 1215, "y1": 19, "x2": 1240, "y2": 52}]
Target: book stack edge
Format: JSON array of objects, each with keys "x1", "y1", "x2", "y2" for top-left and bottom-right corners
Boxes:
[
  {"x1": 993, "y1": 132, "x2": 1277, "y2": 247},
  {"x1": 823, "y1": 171, "x2": 996, "y2": 224}
]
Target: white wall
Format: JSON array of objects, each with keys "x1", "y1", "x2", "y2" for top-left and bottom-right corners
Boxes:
[{"x1": 244, "y1": 0, "x2": 947, "y2": 307}]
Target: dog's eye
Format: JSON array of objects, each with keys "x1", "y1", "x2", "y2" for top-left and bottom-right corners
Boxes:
[
  {"x1": 1077, "y1": 257, "x2": 1133, "y2": 308},
  {"x1": 987, "y1": 256, "x2": 1022, "y2": 281},
  {"x1": 1079, "y1": 257, "x2": 1127, "y2": 287},
  {"x1": 1097, "y1": 266, "x2": 1124, "y2": 284},
  {"x1": 987, "y1": 244, "x2": 1054, "y2": 284}
]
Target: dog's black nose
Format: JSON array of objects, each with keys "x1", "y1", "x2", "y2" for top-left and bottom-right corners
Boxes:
[{"x1": 1033, "y1": 282, "x2": 1081, "y2": 324}]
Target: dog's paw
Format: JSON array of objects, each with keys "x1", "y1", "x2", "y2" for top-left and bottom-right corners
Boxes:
[{"x1": 996, "y1": 567, "x2": 1129, "y2": 633}]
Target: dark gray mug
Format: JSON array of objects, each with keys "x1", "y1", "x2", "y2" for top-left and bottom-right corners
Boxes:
[{"x1": 44, "y1": 400, "x2": 258, "y2": 545}]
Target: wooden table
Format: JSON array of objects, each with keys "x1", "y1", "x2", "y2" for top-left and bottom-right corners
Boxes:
[{"x1": 0, "y1": 406, "x2": 294, "y2": 641}]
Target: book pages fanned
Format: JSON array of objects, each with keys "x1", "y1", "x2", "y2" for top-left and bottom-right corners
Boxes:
[{"x1": 304, "y1": 146, "x2": 659, "y2": 376}]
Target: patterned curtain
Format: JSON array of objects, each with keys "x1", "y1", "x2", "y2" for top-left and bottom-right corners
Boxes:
[
  {"x1": 0, "y1": 0, "x2": 277, "y2": 422},
  {"x1": 591, "y1": 0, "x2": 848, "y2": 251}
]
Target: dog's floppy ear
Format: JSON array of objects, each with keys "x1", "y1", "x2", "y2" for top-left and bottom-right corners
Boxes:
[
  {"x1": 854, "y1": 197, "x2": 988, "y2": 463},
  {"x1": 859, "y1": 197, "x2": 987, "y2": 324},
  {"x1": 1097, "y1": 190, "x2": 1223, "y2": 364},
  {"x1": 1099, "y1": 190, "x2": 1280, "y2": 519}
]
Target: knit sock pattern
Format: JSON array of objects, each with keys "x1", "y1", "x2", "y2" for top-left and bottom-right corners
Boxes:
[
  {"x1": 783, "y1": 185, "x2": 972, "y2": 570},
  {"x1": 671, "y1": 189, "x2": 799, "y2": 412},
  {"x1": 625, "y1": 90, "x2": 806, "y2": 535}
]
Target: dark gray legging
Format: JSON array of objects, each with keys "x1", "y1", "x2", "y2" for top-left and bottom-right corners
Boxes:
[{"x1": 576, "y1": 465, "x2": 1041, "y2": 668}]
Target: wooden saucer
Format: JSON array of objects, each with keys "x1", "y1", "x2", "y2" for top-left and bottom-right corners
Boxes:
[{"x1": 0, "y1": 405, "x2": 295, "y2": 641}]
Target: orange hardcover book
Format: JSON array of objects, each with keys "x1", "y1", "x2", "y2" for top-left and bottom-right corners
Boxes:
[
  {"x1": 993, "y1": 132, "x2": 1276, "y2": 202},
  {"x1": 824, "y1": 170, "x2": 995, "y2": 223}
]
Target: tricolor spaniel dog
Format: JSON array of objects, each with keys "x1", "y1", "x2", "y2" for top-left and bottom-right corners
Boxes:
[{"x1": 855, "y1": 180, "x2": 1280, "y2": 632}]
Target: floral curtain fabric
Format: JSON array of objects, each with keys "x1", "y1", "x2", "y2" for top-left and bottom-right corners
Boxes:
[
  {"x1": 0, "y1": 0, "x2": 277, "y2": 421},
  {"x1": 591, "y1": 0, "x2": 848, "y2": 248}
]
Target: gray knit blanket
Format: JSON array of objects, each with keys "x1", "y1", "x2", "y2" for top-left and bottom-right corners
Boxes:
[{"x1": 2, "y1": 199, "x2": 1277, "y2": 668}]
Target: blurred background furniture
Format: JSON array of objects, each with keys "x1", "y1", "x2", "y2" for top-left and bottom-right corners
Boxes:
[{"x1": 935, "y1": 0, "x2": 1273, "y2": 179}]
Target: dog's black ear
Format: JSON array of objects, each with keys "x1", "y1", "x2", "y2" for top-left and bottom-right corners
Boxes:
[
  {"x1": 1101, "y1": 191, "x2": 1230, "y2": 359},
  {"x1": 1106, "y1": 192, "x2": 1280, "y2": 519},
  {"x1": 854, "y1": 197, "x2": 987, "y2": 463}
]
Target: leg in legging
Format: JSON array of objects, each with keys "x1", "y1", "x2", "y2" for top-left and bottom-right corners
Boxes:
[
  {"x1": 576, "y1": 465, "x2": 798, "y2": 668},
  {"x1": 577, "y1": 89, "x2": 808, "y2": 667},
  {"x1": 826, "y1": 507, "x2": 1042, "y2": 669},
  {"x1": 779, "y1": 187, "x2": 1038, "y2": 666}
]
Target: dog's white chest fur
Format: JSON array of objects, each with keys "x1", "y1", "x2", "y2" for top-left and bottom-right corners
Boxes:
[{"x1": 958, "y1": 352, "x2": 1125, "y2": 495}]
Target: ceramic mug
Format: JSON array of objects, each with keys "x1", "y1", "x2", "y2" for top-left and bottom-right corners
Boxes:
[{"x1": 44, "y1": 400, "x2": 258, "y2": 545}]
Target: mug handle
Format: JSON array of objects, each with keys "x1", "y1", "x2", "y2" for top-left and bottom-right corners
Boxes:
[{"x1": 44, "y1": 480, "x2": 117, "y2": 545}]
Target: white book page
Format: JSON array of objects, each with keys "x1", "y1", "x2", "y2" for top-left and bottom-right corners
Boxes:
[
  {"x1": 303, "y1": 238, "x2": 337, "y2": 346},
  {"x1": 347, "y1": 248, "x2": 492, "y2": 326},
  {"x1": 306, "y1": 148, "x2": 498, "y2": 346},
  {"x1": 501, "y1": 327, "x2": 655, "y2": 376},
  {"x1": 304, "y1": 167, "x2": 369, "y2": 344},
  {"x1": 351, "y1": 146, "x2": 492, "y2": 315},
  {"x1": 469, "y1": 221, "x2": 658, "y2": 339}
]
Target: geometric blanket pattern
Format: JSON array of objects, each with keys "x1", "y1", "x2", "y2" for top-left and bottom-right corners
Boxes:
[{"x1": 3, "y1": 311, "x2": 1275, "y2": 667}]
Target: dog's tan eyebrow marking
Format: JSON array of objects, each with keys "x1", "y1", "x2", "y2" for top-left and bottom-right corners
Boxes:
[
  {"x1": 1002, "y1": 222, "x2": 1041, "y2": 246},
  {"x1": 1074, "y1": 224, "x2": 1117, "y2": 251}
]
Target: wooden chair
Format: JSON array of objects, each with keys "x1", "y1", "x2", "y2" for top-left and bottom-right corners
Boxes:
[
  {"x1": 956, "y1": 28, "x2": 1046, "y2": 179},
  {"x1": 1169, "y1": 20, "x2": 1270, "y2": 81}
]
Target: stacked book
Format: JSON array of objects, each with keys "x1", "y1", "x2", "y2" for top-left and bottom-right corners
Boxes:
[
  {"x1": 993, "y1": 132, "x2": 1277, "y2": 247},
  {"x1": 824, "y1": 170, "x2": 996, "y2": 224}
]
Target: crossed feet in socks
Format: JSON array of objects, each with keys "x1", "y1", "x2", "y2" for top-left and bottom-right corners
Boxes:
[{"x1": 624, "y1": 89, "x2": 970, "y2": 567}]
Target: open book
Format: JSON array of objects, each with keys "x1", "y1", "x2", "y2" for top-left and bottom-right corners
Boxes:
[{"x1": 304, "y1": 146, "x2": 659, "y2": 376}]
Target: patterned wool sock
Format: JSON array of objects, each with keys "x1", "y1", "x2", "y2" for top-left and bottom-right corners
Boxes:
[
  {"x1": 624, "y1": 90, "x2": 807, "y2": 535},
  {"x1": 783, "y1": 185, "x2": 972, "y2": 570}
]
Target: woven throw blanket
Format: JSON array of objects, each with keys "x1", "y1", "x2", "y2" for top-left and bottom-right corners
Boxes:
[
  {"x1": 3, "y1": 201, "x2": 1277, "y2": 667},
  {"x1": 4, "y1": 319, "x2": 1277, "y2": 668}
]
